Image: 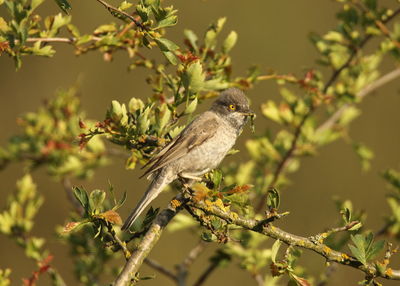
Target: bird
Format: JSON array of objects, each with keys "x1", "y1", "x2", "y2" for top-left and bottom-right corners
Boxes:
[{"x1": 121, "y1": 88, "x2": 254, "y2": 231}]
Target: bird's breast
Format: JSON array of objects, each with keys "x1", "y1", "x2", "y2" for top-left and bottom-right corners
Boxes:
[{"x1": 176, "y1": 120, "x2": 237, "y2": 174}]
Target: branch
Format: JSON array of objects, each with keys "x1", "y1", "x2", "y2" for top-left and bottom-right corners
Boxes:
[
  {"x1": 144, "y1": 258, "x2": 177, "y2": 282},
  {"x1": 192, "y1": 260, "x2": 219, "y2": 286},
  {"x1": 176, "y1": 241, "x2": 206, "y2": 286},
  {"x1": 113, "y1": 194, "x2": 188, "y2": 286},
  {"x1": 316, "y1": 68, "x2": 400, "y2": 133},
  {"x1": 256, "y1": 8, "x2": 400, "y2": 212},
  {"x1": 255, "y1": 108, "x2": 313, "y2": 212},
  {"x1": 190, "y1": 201, "x2": 400, "y2": 281}
]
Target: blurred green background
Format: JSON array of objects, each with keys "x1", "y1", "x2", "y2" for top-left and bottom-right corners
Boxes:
[{"x1": 1, "y1": 0, "x2": 399, "y2": 285}]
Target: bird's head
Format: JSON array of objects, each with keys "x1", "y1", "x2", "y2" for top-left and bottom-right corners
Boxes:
[{"x1": 210, "y1": 88, "x2": 255, "y2": 130}]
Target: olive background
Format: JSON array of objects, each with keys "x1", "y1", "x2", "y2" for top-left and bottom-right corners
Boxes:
[{"x1": 0, "y1": 0, "x2": 399, "y2": 285}]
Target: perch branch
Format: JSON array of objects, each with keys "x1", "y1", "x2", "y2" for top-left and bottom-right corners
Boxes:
[
  {"x1": 190, "y1": 200, "x2": 400, "y2": 281},
  {"x1": 113, "y1": 194, "x2": 188, "y2": 286}
]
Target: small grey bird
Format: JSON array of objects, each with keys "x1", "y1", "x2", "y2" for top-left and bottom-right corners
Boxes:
[{"x1": 121, "y1": 88, "x2": 254, "y2": 231}]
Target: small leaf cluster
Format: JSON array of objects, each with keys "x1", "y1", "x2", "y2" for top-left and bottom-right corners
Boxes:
[
  {"x1": 0, "y1": 87, "x2": 106, "y2": 179},
  {"x1": 0, "y1": 175, "x2": 65, "y2": 285},
  {"x1": 63, "y1": 185, "x2": 126, "y2": 235},
  {"x1": 0, "y1": 0, "x2": 181, "y2": 68},
  {"x1": 348, "y1": 232, "x2": 384, "y2": 266},
  {"x1": 226, "y1": 0, "x2": 400, "y2": 199},
  {"x1": 270, "y1": 244, "x2": 311, "y2": 286}
]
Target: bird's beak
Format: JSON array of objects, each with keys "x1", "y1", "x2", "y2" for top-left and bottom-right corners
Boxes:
[{"x1": 239, "y1": 109, "x2": 256, "y2": 117}]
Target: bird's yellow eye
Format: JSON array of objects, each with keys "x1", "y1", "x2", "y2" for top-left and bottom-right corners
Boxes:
[{"x1": 229, "y1": 104, "x2": 236, "y2": 111}]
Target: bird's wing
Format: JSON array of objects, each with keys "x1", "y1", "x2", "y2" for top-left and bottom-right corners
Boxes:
[{"x1": 141, "y1": 113, "x2": 219, "y2": 178}]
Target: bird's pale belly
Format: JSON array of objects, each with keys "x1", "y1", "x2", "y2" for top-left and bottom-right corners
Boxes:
[{"x1": 175, "y1": 125, "x2": 237, "y2": 177}]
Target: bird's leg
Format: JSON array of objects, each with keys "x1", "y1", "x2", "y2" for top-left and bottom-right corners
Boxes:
[{"x1": 179, "y1": 173, "x2": 203, "y2": 182}]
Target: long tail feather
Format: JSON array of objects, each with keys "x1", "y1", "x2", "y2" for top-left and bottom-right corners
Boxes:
[{"x1": 121, "y1": 173, "x2": 170, "y2": 231}]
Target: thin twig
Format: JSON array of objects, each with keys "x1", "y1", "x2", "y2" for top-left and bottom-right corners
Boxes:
[
  {"x1": 176, "y1": 241, "x2": 207, "y2": 286},
  {"x1": 253, "y1": 273, "x2": 265, "y2": 286},
  {"x1": 27, "y1": 37, "x2": 78, "y2": 43},
  {"x1": 95, "y1": 0, "x2": 146, "y2": 30},
  {"x1": 310, "y1": 221, "x2": 360, "y2": 244},
  {"x1": 255, "y1": 108, "x2": 314, "y2": 212},
  {"x1": 144, "y1": 258, "x2": 178, "y2": 282},
  {"x1": 106, "y1": 223, "x2": 131, "y2": 260},
  {"x1": 316, "y1": 68, "x2": 400, "y2": 133},
  {"x1": 192, "y1": 261, "x2": 219, "y2": 286}
]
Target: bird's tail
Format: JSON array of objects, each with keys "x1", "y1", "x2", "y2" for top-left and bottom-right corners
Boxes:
[{"x1": 121, "y1": 171, "x2": 170, "y2": 231}]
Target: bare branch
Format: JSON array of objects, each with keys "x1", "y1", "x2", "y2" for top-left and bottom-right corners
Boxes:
[
  {"x1": 113, "y1": 194, "x2": 188, "y2": 286},
  {"x1": 144, "y1": 258, "x2": 178, "y2": 282}
]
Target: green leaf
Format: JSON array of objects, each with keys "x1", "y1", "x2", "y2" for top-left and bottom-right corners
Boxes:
[
  {"x1": 353, "y1": 142, "x2": 374, "y2": 171},
  {"x1": 137, "y1": 106, "x2": 151, "y2": 133},
  {"x1": 367, "y1": 239, "x2": 384, "y2": 261},
  {"x1": 183, "y1": 61, "x2": 205, "y2": 93},
  {"x1": 266, "y1": 188, "x2": 280, "y2": 210},
  {"x1": 31, "y1": 42, "x2": 55, "y2": 57},
  {"x1": 202, "y1": 78, "x2": 230, "y2": 91},
  {"x1": 162, "y1": 50, "x2": 178, "y2": 65},
  {"x1": 73, "y1": 187, "x2": 90, "y2": 214},
  {"x1": 211, "y1": 169, "x2": 223, "y2": 189},
  {"x1": 222, "y1": 31, "x2": 238, "y2": 53},
  {"x1": 113, "y1": 191, "x2": 127, "y2": 210},
  {"x1": 271, "y1": 239, "x2": 282, "y2": 263},
  {"x1": 349, "y1": 243, "x2": 367, "y2": 266},
  {"x1": 52, "y1": 0, "x2": 72, "y2": 14},
  {"x1": 382, "y1": 169, "x2": 400, "y2": 191},
  {"x1": 154, "y1": 15, "x2": 177, "y2": 29},
  {"x1": 184, "y1": 29, "x2": 198, "y2": 52},
  {"x1": 89, "y1": 189, "x2": 106, "y2": 212},
  {"x1": 338, "y1": 106, "x2": 360, "y2": 126},
  {"x1": 155, "y1": 37, "x2": 179, "y2": 51},
  {"x1": 348, "y1": 233, "x2": 384, "y2": 265},
  {"x1": 94, "y1": 24, "x2": 117, "y2": 34},
  {"x1": 261, "y1": 101, "x2": 282, "y2": 123},
  {"x1": 184, "y1": 98, "x2": 198, "y2": 115},
  {"x1": 32, "y1": 0, "x2": 45, "y2": 11},
  {"x1": 119, "y1": 1, "x2": 133, "y2": 11},
  {"x1": 0, "y1": 17, "x2": 10, "y2": 32},
  {"x1": 136, "y1": 4, "x2": 151, "y2": 22}
]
